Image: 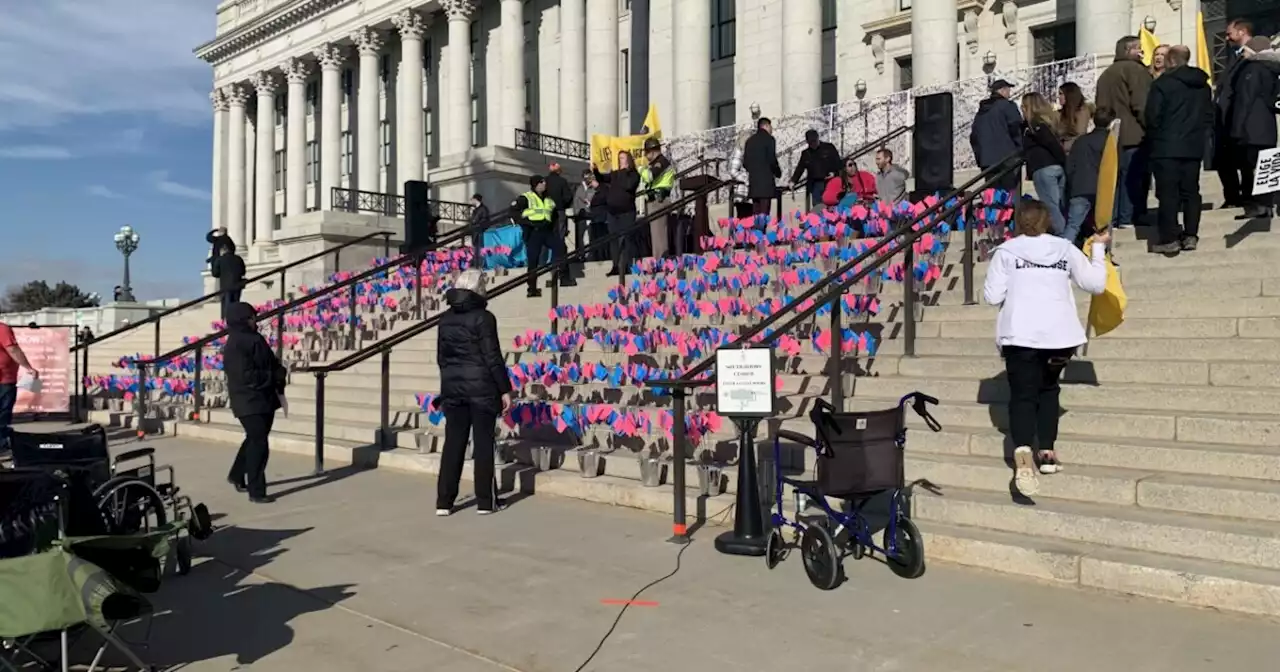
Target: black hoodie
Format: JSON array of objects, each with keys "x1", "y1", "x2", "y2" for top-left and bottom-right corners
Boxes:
[
  {"x1": 969, "y1": 95, "x2": 1024, "y2": 169},
  {"x1": 1227, "y1": 51, "x2": 1280, "y2": 148},
  {"x1": 1145, "y1": 65, "x2": 1214, "y2": 160},
  {"x1": 436, "y1": 289, "x2": 512, "y2": 404},
  {"x1": 221, "y1": 302, "x2": 287, "y2": 418}
]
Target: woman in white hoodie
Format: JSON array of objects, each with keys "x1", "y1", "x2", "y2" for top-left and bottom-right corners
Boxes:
[{"x1": 983, "y1": 201, "x2": 1109, "y2": 496}]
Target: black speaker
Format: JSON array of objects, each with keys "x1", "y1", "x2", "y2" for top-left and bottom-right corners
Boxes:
[
  {"x1": 912, "y1": 92, "x2": 954, "y2": 194},
  {"x1": 403, "y1": 180, "x2": 433, "y2": 253}
]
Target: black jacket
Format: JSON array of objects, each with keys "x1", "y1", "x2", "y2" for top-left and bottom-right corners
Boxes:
[
  {"x1": 544, "y1": 172, "x2": 575, "y2": 217},
  {"x1": 205, "y1": 230, "x2": 235, "y2": 263},
  {"x1": 969, "y1": 96, "x2": 1024, "y2": 169},
  {"x1": 222, "y1": 302, "x2": 287, "y2": 418},
  {"x1": 210, "y1": 251, "x2": 246, "y2": 292},
  {"x1": 511, "y1": 193, "x2": 553, "y2": 228},
  {"x1": 1066, "y1": 127, "x2": 1108, "y2": 199},
  {"x1": 742, "y1": 131, "x2": 782, "y2": 199},
  {"x1": 436, "y1": 289, "x2": 512, "y2": 404},
  {"x1": 1228, "y1": 52, "x2": 1280, "y2": 148},
  {"x1": 790, "y1": 142, "x2": 842, "y2": 187},
  {"x1": 1023, "y1": 120, "x2": 1067, "y2": 176},
  {"x1": 1145, "y1": 65, "x2": 1214, "y2": 160},
  {"x1": 593, "y1": 167, "x2": 641, "y2": 215},
  {"x1": 470, "y1": 203, "x2": 491, "y2": 232}
]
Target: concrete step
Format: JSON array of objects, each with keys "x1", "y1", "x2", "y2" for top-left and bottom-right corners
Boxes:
[
  {"x1": 885, "y1": 354, "x2": 1276, "y2": 389},
  {"x1": 922, "y1": 296, "x2": 1280, "y2": 322},
  {"x1": 900, "y1": 336, "x2": 1280, "y2": 361}
]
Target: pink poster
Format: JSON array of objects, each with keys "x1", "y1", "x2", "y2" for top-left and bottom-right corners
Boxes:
[{"x1": 13, "y1": 327, "x2": 71, "y2": 414}]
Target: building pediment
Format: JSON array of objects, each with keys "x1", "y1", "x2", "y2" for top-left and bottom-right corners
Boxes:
[
  {"x1": 195, "y1": 0, "x2": 352, "y2": 64},
  {"x1": 861, "y1": 0, "x2": 985, "y2": 39}
]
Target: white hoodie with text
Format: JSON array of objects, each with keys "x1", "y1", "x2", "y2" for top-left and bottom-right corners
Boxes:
[{"x1": 983, "y1": 235, "x2": 1108, "y2": 350}]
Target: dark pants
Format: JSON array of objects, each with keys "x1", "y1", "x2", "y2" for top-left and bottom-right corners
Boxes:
[
  {"x1": 1214, "y1": 126, "x2": 1243, "y2": 205},
  {"x1": 436, "y1": 399, "x2": 499, "y2": 510},
  {"x1": 588, "y1": 215, "x2": 609, "y2": 262},
  {"x1": 1239, "y1": 145, "x2": 1274, "y2": 213},
  {"x1": 522, "y1": 224, "x2": 568, "y2": 293},
  {"x1": 220, "y1": 288, "x2": 242, "y2": 320},
  {"x1": 0, "y1": 383, "x2": 15, "y2": 451},
  {"x1": 751, "y1": 197, "x2": 773, "y2": 216},
  {"x1": 987, "y1": 168, "x2": 1020, "y2": 195},
  {"x1": 1002, "y1": 346, "x2": 1074, "y2": 452},
  {"x1": 229, "y1": 412, "x2": 274, "y2": 497},
  {"x1": 1115, "y1": 145, "x2": 1151, "y2": 226},
  {"x1": 606, "y1": 211, "x2": 637, "y2": 273},
  {"x1": 807, "y1": 181, "x2": 825, "y2": 210},
  {"x1": 1152, "y1": 158, "x2": 1203, "y2": 244}
]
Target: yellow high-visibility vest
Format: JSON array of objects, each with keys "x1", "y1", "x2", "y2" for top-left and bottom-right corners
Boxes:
[{"x1": 521, "y1": 191, "x2": 555, "y2": 222}]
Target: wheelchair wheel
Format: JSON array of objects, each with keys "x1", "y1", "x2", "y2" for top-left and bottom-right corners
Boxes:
[
  {"x1": 95, "y1": 479, "x2": 168, "y2": 535},
  {"x1": 765, "y1": 527, "x2": 786, "y2": 570},
  {"x1": 175, "y1": 535, "x2": 193, "y2": 576},
  {"x1": 800, "y1": 524, "x2": 840, "y2": 590},
  {"x1": 884, "y1": 515, "x2": 926, "y2": 579}
]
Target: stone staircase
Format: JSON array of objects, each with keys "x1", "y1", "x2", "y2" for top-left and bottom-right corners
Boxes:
[{"x1": 92, "y1": 176, "x2": 1280, "y2": 617}]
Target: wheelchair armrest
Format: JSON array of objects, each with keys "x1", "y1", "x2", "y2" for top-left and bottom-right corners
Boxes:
[
  {"x1": 775, "y1": 430, "x2": 818, "y2": 449},
  {"x1": 115, "y1": 447, "x2": 156, "y2": 463}
]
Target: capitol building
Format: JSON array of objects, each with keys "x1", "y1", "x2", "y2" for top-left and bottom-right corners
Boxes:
[{"x1": 198, "y1": 0, "x2": 1264, "y2": 276}]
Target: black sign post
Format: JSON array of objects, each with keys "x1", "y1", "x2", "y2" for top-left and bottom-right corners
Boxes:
[{"x1": 713, "y1": 345, "x2": 778, "y2": 557}]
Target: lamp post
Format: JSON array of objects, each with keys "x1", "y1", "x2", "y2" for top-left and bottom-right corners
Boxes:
[
  {"x1": 1143, "y1": 15, "x2": 1157, "y2": 32},
  {"x1": 113, "y1": 225, "x2": 140, "y2": 303}
]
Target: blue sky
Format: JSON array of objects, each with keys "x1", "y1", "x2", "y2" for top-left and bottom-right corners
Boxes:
[{"x1": 0, "y1": 1, "x2": 218, "y2": 301}]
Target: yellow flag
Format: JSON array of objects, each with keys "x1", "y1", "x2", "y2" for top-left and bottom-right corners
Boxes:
[
  {"x1": 1086, "y1": 244, "x2": 1127, "y2": 336},
  {"x1": 1087, "y1": 119, "x2": 1126, "y2": 336},
  {"x1": 589, "y1": 104, "x2": 664, "y2": 171},
  {"x1": 1196, "y1": 11, "x2": 1213, "y2": 87},
  {"x1": 1139, "y1": 27, "x2": 1160, "y2": 66}
]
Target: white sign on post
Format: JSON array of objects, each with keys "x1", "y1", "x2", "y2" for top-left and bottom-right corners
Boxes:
[
  {"x1": 715, "y1": 346, "x2": 777, "y2": 417},
  {"x1": 1254, "y1": 148, "x2": 1280, "y2": 196}
]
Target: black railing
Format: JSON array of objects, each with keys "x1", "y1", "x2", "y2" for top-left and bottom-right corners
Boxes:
[
  {"x1": 429, "y1": 198, "x2": 475, "y2": 223},
  {"x1": 514, "y1": 129, "x2": 592, "y2": 161},
  {"x1": 333, "y1": 187, "x2": 405, "y2": 216},
  {"x1": 662, "y1": 150, "x2": 1028, "y2": 541},
  {"x1": 295, "y1": 177, "x2": 740, "y2": 472}
]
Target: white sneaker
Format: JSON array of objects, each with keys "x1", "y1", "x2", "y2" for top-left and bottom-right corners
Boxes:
[
  {"x1": 1013, "y1": 446, "x2": 1040, "y2": 496},
  {"x1": 477, "y1": 499, "x2": 506, "y2": 515},
  {"x1": 435, "y1": 508, "x2": 452, "y2": 517}
]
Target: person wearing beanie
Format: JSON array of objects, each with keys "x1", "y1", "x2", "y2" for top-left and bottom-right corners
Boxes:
[
  {"x1": 222, "y1": 301, "x2": 288, "y2": 503},
  {"x1": 511, "y1": 174, "x2": 573, "y2": 297}
]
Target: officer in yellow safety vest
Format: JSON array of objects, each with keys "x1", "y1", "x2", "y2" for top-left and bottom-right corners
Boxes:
[
  {"x1": 512, "y1": 174, "x2": 574, "y2": 298},
  {"x1": 640, "y1": 137, "x2": 678, "y2": 258}
]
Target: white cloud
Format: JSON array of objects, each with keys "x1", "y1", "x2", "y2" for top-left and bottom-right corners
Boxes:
[
  {"x1": 150, "y1": 170, "x2": 210, "y2": 201},
  {"x1": 0, "y1": 145, "x2": 72, "y2": 159},
  {"x1": 0, "y1": 1, "x2": 217, "y2": 132},
  {"x1": 86, "y1": 184, "x2": 123, "y2": 199}
]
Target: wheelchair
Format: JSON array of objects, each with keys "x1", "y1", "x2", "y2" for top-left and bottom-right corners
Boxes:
[
  {"x1": 3, "y1": 425, "x2": 212, "y2": 576},
  {"x1": 767, "y1": 392, "x2": 942, "y2": 590}
]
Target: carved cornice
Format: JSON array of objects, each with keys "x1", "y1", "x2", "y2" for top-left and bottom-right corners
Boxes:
[
  {"x1": 442, "y1": 0, "x2": 478, "y2": 22},
  {"x1": 392, "y1": 8, "x2": 431, "y2": 37},
  {"x1": 862, "y1": 0, "x2": 984, "y2": 39},
  {"x1": 223, "y1": 84, "x2": 250, "y2": 106},
  {"x1": 211, "y1": 88, "x2": 229, "y2": 112},
  {"x1": 252, "y1": 70, "x2": 280, "y2": 96},
  {"x1": 350, "y1": 26, "x2": 384, "y2": 57},
  {"x1": 283, "y1": 56, "x2": 310, "y2": 84},
  {"x1": 195, "y1": 0, "x2": 348, "y2": 64},
  {"x1": 313, "y1": 43, "x2": 346, "y2": 69}
]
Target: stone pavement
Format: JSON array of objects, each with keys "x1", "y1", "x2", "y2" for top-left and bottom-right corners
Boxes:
[{"x1": 24, "y1": 428, "x2": 1278, "y2": 671}]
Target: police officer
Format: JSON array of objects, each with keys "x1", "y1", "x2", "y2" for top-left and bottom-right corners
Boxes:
[
  {"x1": 639, "y1": 137, "x2": 677, "y2": 258},
  {"x1": 512, "y1": 175, "x2": 574, "y2": 297}
]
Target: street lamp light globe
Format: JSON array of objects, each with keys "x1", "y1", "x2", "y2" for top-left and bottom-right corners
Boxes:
[{"x1": 1143, "y1": 15, "x2": 1156, "y2": 32}]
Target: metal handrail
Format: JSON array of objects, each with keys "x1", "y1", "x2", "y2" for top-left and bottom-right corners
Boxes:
[
  {"x1": 331, "y1": 186, "x2": 475, "y2": 223},
  {"x1": 514, "y1": 128, "x2": 592, "y2": 161}
]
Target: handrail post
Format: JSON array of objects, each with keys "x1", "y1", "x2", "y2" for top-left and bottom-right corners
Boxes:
[
  {"x1": 81, "y1": 344, "x2": 89, "y2": 422},
  {"x1": 192, "y1": 344, "x2": 204, "y2": 422},
  {"x1": 378, "y1": 348, "x2": 391, "y2": 449},
  {"x1": 348, "y1": 282, "x2": 358, "y2": 339},
  {"x1": 314, "y1": 372, "x2": 327, "y2": 475},
  {"x1": 549, "y1": 269, "x2": 560, "y2": 335},
  {"x1": 72, "y1": 329, "x2": 81, "y2": 423},
  {"x1": 153, "y1": 320, "x2": 161, "y2": 358},
  {"x1": 903, "y1": 237, "x2": 917, "y2": 358},
  {"x1": 414, "y1": 253, "x2": 424, "y2": 318},
  {"x1": 135, "y1": 362, "x2": 148, "y2": 441},
  {"x1": 276, "y1": 271, "x2": 287, "y2": 359},
  {"x1": 828, "y1": 294, "x2": 844, "y2": 410},
  {"x1": 383, "y1": 232, "x2": 391, "y2": 258},
  {"x1": 334, "y1": 247, "x2": 341, "y2": 272},
  {"x1": 963, "y1": 201, "x2": 976, "y2": 305},
  {"x1": 670, "y1": 387, "x2": 689, "y2": 543}
]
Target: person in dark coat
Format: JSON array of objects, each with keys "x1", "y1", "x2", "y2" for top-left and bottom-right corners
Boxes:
[
  {"x1": 1065, "y1": 108, "x2": 1116, "y2": 245},
  {"x1": 742, "y1": 117, "x2": 782, "y2": 215},
  {"x1": 790, "y1": 129, "x2": 843, "y2": 209},
  {"x1": 969, "y1": 79, "x2": 1025, "y2": 193},
  {"x1": 1211, "y1": 18, "x2": 1257, "y2": 207},
  {"x1": 512, "y1": 175, "x2": 574, "y2": 297},
  {"x1": 1227, "y1": 37, "x2": 1280, "y2": 220},
  {"x1": 209, "y1": 240, "x2": 246, "y2": 320},
  {"x1": 434, "y1": 270, "x2": 513, "y2": 516},
  {"x1": 469, "y1": 193, "x2": 490, "y2": 268},
  {"x1": 1020, "y1": 92, "x2": 1069, "y2": 236},
  {"x1": 1096, "y1": 36, "x2": 1154, "y2": 228},
  {"x1": 222, "y1": 302, "x2": 287, "y2": 503},
  {"x1": 544, "y1": 162, "x2": 577, "y2": 240},
  {"x1": 1145, "y1": 46, "x2": 1214, "y2": 253},
  {"x1": 205, "y1": 227, "x2": 235, "y2": 264},
  {"x1": 593, "y1": 150, "x2": 642, "y2": 277}
]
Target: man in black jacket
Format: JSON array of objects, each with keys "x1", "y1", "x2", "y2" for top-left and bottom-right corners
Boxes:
[
  {"x1": 469, "y1": 194, "x2": 490, "y2": 268},
  {"x1": 205, "y1": 227, "x2": 235, "y2": 264},
  {"x1": 222, "y1": 302, "x2": 287, "y2": 503},
  {"x1": 1065, "y1": 108, "x2": 1116, "y2": 244},
  {"x1": 544, "y1": 162, "x2": 576, "y2": 241},
  {"x1": 743, "y1": 117, "x2": 782, "y2": 215},
  {"x1": 1227, "y1": 37, "x2": 1280, "y2": 220},
  {"x1": 434, "y1": 270, "x2": 512, "y2": 515},
  {"x1": 512, "y1": 175, "x2": 573, "y2": 297},
  {"x1": 970, "y1": 79, "x2": 1024, "y2": 193},
  {"x1": 209, "y1": 241, "x2": 246, "y2": 320},
  {"x1": 593, "y1": 152, "x2": 642, "y2": 276},
  {"x1": 791, "y1": 129, "x2": 842, "y2": 209},
  {"x1": 1212, "y1": 19, "x2": 1257, "y2": 207},
  {"x1": 1145, "y1": 46, "x2": 1214, "y2": 253}
]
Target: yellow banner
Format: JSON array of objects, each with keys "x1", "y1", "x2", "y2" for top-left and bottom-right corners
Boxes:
[
  {"x1": 590, "y1": 104, "x2": 663, "y2": 171},
  {"x1": 1139, "y1": 27, "x2": 1160, "y2": 66},
  {"x1": 1196, "y1": 11, "x2": 1213, "y2": 87}
]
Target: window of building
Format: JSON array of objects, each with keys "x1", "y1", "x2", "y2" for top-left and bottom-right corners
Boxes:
[
  {"x1": 273, "y1": 212, "x2": 282, "y2": 231},
  {"x1": 305, "y1": 140, "x2": 319, "y2": 184},
  {"x1": 379, "y1": 53, "x2": 391, "y2": 94},
  {"x1": 471, "y1": 96, "x2": 481, "y2": 147},
  {"x1": 305, "y1": 81, "x2": 318, "y2": 116},
  {"x1": 899, "y1": 0, "x2": 911, "y2": 9},
  {"x1": 896, "y1": 56, "x2": 912, "y2": 91},
  {"x1": 524, "y1": 76, "x2": 533, "y2": 131},
  {"x1": 341, "y1": 67, "x2": 354, "y2": 105},
  {"x1": 620, "y1": 48, "x2": 631, "y2": 113},
  {"x1": 274, "y1": 95, "x2": 287, "y2": 126},
  {"x1": 711, "y1": 100, "x2": 736, "y2": 128},
  {"x1": 820, "y1": 0, "x2": 837, "y2": 105},
  {"x1": 1031, "y1": 22, "x2": 1077, "y2": 65},
  {"x1": 424, "y1": 107, "x2": 434, "y2": 157},
  {"x1": 340, "y1": 131, "x2": 352, "y2": 176},
  {"x1": 712, "y1": 0, "x2": 735, "y2": 61},
  {"x1": 620, "y1": 0, "x2": 631, "y2": 13},
  {"x1": 380, "y1": 120, "x2": 391, "y2": 167},
  {"x1": 273, "y1": 150, "x2": 286, "y2": 190},
  {"x1": 424, "y1": 39, "x2": 433, "y2": 77}
]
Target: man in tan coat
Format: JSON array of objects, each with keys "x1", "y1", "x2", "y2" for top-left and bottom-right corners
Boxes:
[{"x1": 1096, "y1": 35, "x2": 1154, "y2": 229}]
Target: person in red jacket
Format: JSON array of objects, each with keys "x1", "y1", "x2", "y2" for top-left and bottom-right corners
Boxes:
[{"x1": 820, "y1": 159, "x2": 878, "y2": 207}]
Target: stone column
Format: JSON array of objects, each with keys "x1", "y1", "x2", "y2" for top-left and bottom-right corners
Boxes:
[
  {"x1": 351, "y1": 27, "x2": 384, "y2": 194},
  {"x1": 443, "y1": 0, "x2": 477, "y2": 156},
  {"x1": 210, "y1": 90, "x2": 227, "y2": 231},
  {"x1": 224, "y1": 84, "x2": 248, "y2": 249},
  {"x1": 585, "y1": 0, "x2": 618, "y2": 136},
  {"x1": 1077, "y1": 0, "x2": 1133, "y2": 68},
  {"x1": 315, "y1": 44, "x2": 345, "y2": 208},
  {"x1": 393, "y1": 10, "x2": 429, "y2": 182},
  {"x1": 782, "y1": 0, "x2": 823, "y2": 113},
  {"x1": 673, "y1": 0, "x2": 711, "y2": 135},
  {"x1": 499, "y1": 0, "x2": 524, "y2": 148},
  {"x1": 283, "y1": 58, "x2": 309, "y2": 218},
  {"x1": 910, "y1": 0, "x2": 958, "y2": 88},
  {"x1": 252, "y1": 71, "x2": 278, "y2": 244},
  {"x1": 559, "y1": 0, "x2": 586, "y2": 140}
]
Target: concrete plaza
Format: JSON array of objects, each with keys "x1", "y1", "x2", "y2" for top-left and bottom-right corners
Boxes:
[{"x1": 22, "y1": 429, "x2": 1279, "y2": 671}]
